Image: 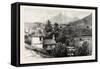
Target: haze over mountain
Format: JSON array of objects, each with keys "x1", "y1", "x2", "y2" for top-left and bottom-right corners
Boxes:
[{"x1": 49, "y1": 13, "x2": 79, "y2": 24}]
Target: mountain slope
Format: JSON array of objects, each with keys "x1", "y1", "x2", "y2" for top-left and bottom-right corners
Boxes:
[
  {"x1": 69, "y1": 13, "x2": 92, "y2": 28},
  {"x1": 49, "y1": 13, "x2": 79, "y2": 24}
]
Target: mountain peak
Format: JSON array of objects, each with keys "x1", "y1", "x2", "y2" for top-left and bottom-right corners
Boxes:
[{"x1": 49, "y1": 13, "x2": 79, "y2": 25}]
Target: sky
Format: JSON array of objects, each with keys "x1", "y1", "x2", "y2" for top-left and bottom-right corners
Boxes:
[{"x1": 21, "y1": 5, "x2": 95, "y2": 23}]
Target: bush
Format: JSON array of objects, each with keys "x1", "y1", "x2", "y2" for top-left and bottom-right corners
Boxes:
[
  {"x1": 51, "y1": 42, "x2": 68, "y2": 57},
  {"x1": 75, "y1": 41, "x2": 89, "y2": 56},
  {"x1": 24, "y1": 35, "x2": 32, "y2": 45},
  {"x1": 81, "y1": 41, "x2": 89, "y2": 55}
]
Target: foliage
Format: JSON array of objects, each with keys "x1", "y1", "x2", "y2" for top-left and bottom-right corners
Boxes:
[
  {"x1": 62, "y1": 25, "x2": 92, "y2": 38},
  {"x1": 74, "y1": 41, "x2": 89, "y2": 56},
  {"x1": 51, "y1": 42, "x2": 68, "y2": 57},
  {"x1": 24, "y1": 35, "x2": 32, "y2": 45}
]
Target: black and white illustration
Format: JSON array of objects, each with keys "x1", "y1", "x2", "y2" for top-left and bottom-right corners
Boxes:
[{"x1": 20, "y1": 5, "x2": 96, "y2": 64}]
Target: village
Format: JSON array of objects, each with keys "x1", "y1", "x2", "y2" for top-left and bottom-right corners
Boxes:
[{"x1": 24, "y1": 13, "x2": 92, "y2": 58}]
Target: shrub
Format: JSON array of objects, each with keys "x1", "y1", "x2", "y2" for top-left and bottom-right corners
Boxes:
[
  {"x1": 75, "y1": 41, "x2": 89, "y2": 56},
  {"x1": 24, "y1": 35, "x2": 32, "y2": 45},
  {"x1": 51, "y1": 42, "x2": 68, "y2": 57}
]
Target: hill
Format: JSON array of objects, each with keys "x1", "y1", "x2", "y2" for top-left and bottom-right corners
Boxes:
[
  {"x1": 69, "y1": 13, "x2": 92, "y2": 29},
  {"x1": 49, "y1": 13, "x2": 79, "y2": 25}
]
